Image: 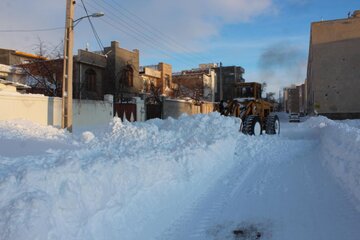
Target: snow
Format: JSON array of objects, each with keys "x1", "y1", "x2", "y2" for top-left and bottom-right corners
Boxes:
[
  {"x1": 303, "y1": 116, "x2": 360, "y2": 210},
  {"x1": 0, "y1": 113, "x2": 360, "y2": 240}
]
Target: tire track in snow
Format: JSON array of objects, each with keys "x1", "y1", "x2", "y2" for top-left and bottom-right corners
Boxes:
[
  {"x1": 157, "y1": 137, "x2": 271, "y2": 240},
  {"x1": 157, "y1": 130, "x2": 320, "y2": 240}
]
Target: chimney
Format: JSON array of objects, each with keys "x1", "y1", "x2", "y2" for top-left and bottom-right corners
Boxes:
[{"x1": 111, "y1": 41, "x2": 119, "y2": 49}]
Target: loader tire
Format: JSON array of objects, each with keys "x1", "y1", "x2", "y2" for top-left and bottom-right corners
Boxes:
[
  {"x1": 241, "y1": 115, "x2": 262, "y2": 136},
  {"x1": 265, "y1": 115, "x2": 280, "y2": 135}
]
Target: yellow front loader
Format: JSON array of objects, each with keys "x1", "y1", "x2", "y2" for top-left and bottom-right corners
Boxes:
[{"x1": 219, "y1": 82, "x2": 280, "y2": 135}]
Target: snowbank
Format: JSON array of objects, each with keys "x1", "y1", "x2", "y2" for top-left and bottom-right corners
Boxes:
[
  {"x1": 0, "y1": 113, "x2": 239, "y2": 240},
  {"x1": 303, "y1": 116, "x2": 360, "y2": 209}
]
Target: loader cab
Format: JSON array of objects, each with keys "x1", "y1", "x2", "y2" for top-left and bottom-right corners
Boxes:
[{"x1": 237, "y1": 82, "x2": 262, "y2": 100}]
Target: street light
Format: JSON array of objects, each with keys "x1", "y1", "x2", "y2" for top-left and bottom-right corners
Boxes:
[
  {"x1": 73, "y1": 12, "x2": 105, "y2": 27},
  {"x1": 62, "y1": 0, "x2": 104, "y2": 132}
]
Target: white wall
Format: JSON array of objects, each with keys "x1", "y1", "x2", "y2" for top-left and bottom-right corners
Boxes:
[
  {"x1": 73, "y1": 99, "x2": 113, "y2": 127},
  {"x1": 163, "y1": 99, "x2": 214, "y2": 119},
  {"x1": 0, "y1": 92, "x2": 113, "y2": 129}
]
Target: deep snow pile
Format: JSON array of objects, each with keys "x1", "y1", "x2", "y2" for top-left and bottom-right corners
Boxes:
[
  {"x1": 301, "y1": 116, "x2": 360, "y2": 210},
  {"x1": 0, "y1": 113, "x2": 240, "y2": 240},
  {"x1": 1, "y1": 113, "x2": 360, "y2": 240}
]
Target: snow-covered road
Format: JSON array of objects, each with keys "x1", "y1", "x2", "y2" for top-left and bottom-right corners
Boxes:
[
  {"x1": 159, "y1": 122, "x2": 360, "y2": 240},
  {"x1": 1, "y1": 114, "x2": 360, "y2": 240}
]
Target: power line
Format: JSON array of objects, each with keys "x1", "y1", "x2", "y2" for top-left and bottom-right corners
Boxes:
[
  {"x1": 84, "y1": 2, "x2": 196, "y2": 67},
  {"x1": 101, "y1": 0, "x2": 214, "y2": 64},
  {"x1": 87, "y1": 0, "x2": 208, "y2": 64},
  {"x1": 85, "y1": 1, "x2": 208, "y2": 68},
  {"x1": 97, "y1": 17, "x2": 193, "y2": 67},
  {"x1": 84, "y1": 1, "x2": 214, "y2": 64},
  {"x1": 79, "y1": 0, "x2": 105, "y2": 53},
  {"x1": 0, "y1": 27, "x2": 64, "y2": 33}
]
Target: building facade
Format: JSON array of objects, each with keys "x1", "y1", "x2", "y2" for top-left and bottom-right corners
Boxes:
[
  {"x1": 172, "y1": 64, "x2": 217, "y2": 102},
  {"x1": 0, "y1": 64, "x2": 26, "y2": 83},
  {"x1": 17, "y1": 50, "x2": 106, "y2": 99},
  {"x1": 283, "y1": 83, "x2": 307, "y2": 114},
  {"x1": 103, "y1": 41, "x2": 140, "y2": 102},
  {"x1": 298, "y1": 83, "x2": 307, "y2": 114},
  {"x1": 0, "y1": 48, "x2": 47, "y2": 65},
  {"x1": 214, "y1": 64, "x2": 245, "y2": 101},
  {"x1": 306, "y1": 11, "x2": 360, "y2": 119},
  {"x1": 283, "y1": 86, "x2": 299, "y2": 113},
  {"x1": 2, "y1": 41, "x2": 141, "y2": 102},
  {"x1": 74, "y1": 49, "x2": 107, "y2": 100},
  {"x1": 140, "y1": 62, "x2": 172, "y2": 96}
]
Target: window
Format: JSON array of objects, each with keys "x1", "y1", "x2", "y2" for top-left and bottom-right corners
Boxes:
[
  {"x1": 126, "y1": 67, "x2": 133, "y2": 87},
  {"x1": 239, "y1": 87, "x2": 254, "y2": 98},
  {"x1": 165, "y1": 74, "x2": 170, "y2": 88},
  {"x1": 120, "y1": 65, "x2": 134, "y2": 87},
  {"x1": 85, "y1": 68, "x2": 97, "y2": 92}
]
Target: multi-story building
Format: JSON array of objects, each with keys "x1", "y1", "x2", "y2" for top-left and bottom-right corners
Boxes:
[
  {"x1": 103, "y1": 41, "x2": 140, "y2": 102},
  {"x1": 74, "y1": 49, "x2": 107, "y2": 100},
  {"x1": 298, "y1": 83, "x2": 307, "y2": 114},
  {"x1": 283, "y1": 83, "x2": 306, "y2": 114},
  {"x1": 214, "y1": 64, "x2": 245, "y2": 101},
  {"x1": 139, "y1": 62, "x2": 172, "y2": 96},
  {"x1": 306, "y1": 10, "x2": 360, "y2": 119},
  {"x1": 172, "y1": 64, "x2": 217, "y2": 102},
  {"x1": 283, "y1": 86, "x2": 300, "y2": 113}
]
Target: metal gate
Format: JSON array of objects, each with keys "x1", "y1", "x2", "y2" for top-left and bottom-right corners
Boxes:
[
  {"x1": 146, "y1": 103, "x2": 162, "y2": 120},
  {"x1": 114, "y1": 103, "x2": 137, "y2": 121}
]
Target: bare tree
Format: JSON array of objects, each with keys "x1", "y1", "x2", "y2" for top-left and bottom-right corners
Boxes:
[
  {"x1": 17, "y1": 38, "x2": 64, "y2": 96},
  {"x1": 265, "y1": 92, "x2": 276, "y2": 103}
]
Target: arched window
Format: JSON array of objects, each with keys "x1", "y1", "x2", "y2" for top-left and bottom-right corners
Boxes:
[
  {"x1": 85, "y1": 68, "x2": 97, "y2": 92},
  {"x1": 124, "y1": 65, "x2": 134, "y2": 87}
]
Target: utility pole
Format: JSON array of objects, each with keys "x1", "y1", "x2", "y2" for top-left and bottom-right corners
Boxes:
[{"x1": 62, "y1": 0, "x2": 75, "y2": 132}]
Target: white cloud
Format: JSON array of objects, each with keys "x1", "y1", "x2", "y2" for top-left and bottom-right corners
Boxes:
[
  {"x1": 0, "y1": 0, "x2": 276, "y2": 56},
  {"x1": 130, "y1": 0, "x2": 276, "y2": 44}
]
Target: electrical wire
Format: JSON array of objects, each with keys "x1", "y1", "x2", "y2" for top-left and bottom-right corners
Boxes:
[
  {"x1": 84, "y1": 2, "x2": 195, "y2": 67},
  {"x1": 97, "y1": 17, "x2": 193, "y2": 67},
  {"x1": 0, "y1": 27, "x2": 64, "y2": 33},
  {"x1": 87, "y1": 0, "x2": 214, "y2": 65},
  {"x1": 84, "y1": 1, "x2": 202, "y2": 67},
  {"x1": 87, "y1": 0, "x2": 210, "y2": 64},
  {"x1": 101, "y1": 0, "x2": 214, "y2": 64},
  {"x1": 79, "y1": 0, "x2": 105, "y2": 53}
]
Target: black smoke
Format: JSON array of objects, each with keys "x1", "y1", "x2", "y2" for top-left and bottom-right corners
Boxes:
[{"x1": 257, "y1": 41, "x2": 307, "y2": 91}]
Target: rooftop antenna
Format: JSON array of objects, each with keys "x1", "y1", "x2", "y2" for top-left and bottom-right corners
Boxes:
[{"x1": 86, "y1": 42, "x2": 90, "y2": 51}]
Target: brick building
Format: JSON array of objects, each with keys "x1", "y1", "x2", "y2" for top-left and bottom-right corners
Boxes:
[
  {"x1": 172, "y1": 64, "x2": 217, "y2": 102},
  {"x1": 140, "y1": 62, "x2": 172, "y2": 96}
]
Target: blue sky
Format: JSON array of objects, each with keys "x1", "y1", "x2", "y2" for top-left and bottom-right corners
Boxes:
[{"x1": 0, "y1": 0, "x2": 359, "y2": 93}]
